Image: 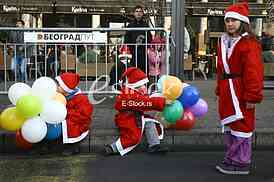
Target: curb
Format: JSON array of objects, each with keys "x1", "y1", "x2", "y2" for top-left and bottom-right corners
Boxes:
[{"x1": 1, "y1": 128, "x2": 274, "y2": 154}]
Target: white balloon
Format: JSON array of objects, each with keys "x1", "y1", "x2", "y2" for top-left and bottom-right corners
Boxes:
[
  {"x1": 8, "y1": 83, "x2": 31, "y2": 105},
  {"x1": 40, "y1": 100, "x2": 67, "y2": 124},
  {"x1": 32, "y1": 77, "x2": 57, "y2": 102},
  {"x1": 21, "y1": 117, "x2": 47, "y2": 143}
]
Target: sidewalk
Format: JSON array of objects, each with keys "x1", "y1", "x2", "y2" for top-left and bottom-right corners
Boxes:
[{"x1": 1, "y1": 80, "x2": 274, "y2": 153}]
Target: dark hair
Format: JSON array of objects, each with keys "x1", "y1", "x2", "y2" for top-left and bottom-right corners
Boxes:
[
  {"x1": 238, "y1": 22, "x2": 256, "y2": 39},
  {"x1": 17, "y1": 19, "x2": 25, "y2": 26},
  {"x1": 134, "y1": 5, "x2": 144, "y2": 11}
]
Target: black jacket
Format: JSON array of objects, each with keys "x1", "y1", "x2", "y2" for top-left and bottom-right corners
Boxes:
[{"x1": 124, "y1": 19, "x2": 152, "y2": 73}]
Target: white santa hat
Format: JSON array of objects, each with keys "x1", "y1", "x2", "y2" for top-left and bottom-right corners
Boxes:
[
  {"x1": 224, "y1": 2, "x2": 250, "y2": 24},
  {"x1": 120, "y1": 67, "x2": 149, "y2": 88},
  {"x1": 55, "y1": 72, "x2": 80, "y2": 93},
  {"x1": 119, "y1": 45, "x2": 132, "y2": 59}
]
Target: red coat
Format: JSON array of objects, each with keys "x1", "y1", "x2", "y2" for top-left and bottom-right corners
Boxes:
[
  {"x1": 216, "y1": 33, "x2": 263, "y2": 137},
  {"x1": 114, "y1": 88, "x2": 165, "y2": 155},
  {"x1": 62, "y1": 90, "x2": 93, "y2": 143}
]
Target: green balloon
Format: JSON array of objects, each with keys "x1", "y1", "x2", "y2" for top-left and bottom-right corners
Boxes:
[
  {"x1": 162, "y1": 100, "x2": 183, "y2": 124},
  {"x1": 16, "y1": 94, "x2": 42, "y2": 118}
]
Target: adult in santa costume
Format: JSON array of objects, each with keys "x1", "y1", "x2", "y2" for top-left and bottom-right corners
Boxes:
[
  {"x1": 56, "y1": 72, "x2": 93, "y2": 155},
  {"x1": 104, "y1": 67, "x2": 168, "y2": 156},
  {"x1": 215, "y1": 2, "x2": 263, "y2": 175}
]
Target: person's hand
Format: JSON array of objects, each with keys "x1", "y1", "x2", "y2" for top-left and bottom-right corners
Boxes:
[{"x1": 246, "y1": 102, "x2": 256, "y2": 109}]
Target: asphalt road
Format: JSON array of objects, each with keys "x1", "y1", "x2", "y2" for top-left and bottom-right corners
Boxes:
[{"x1": 0, "y1": 151, "x2": 273, "y2": 182}]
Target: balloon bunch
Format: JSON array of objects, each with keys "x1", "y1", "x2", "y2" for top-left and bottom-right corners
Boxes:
[
  {"x1": 157, "y1": 75, "x2": 208, "y2": 130},
  {"x1": 0, "y1": 77, "x2": 66, "y2": 149}
]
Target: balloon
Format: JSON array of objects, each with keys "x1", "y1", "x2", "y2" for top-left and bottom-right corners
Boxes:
[
  {"x1": 188, "y1": 98, "x2": 208, "y2": 118},
  {"x1": 16, "y1": 94, "x2": 42, "y2": 118},
  {"x1": 182, "y1": 83, "x2": 190, "y2": 89},
  {"x1": 32, "y1": 77, "x2": 57, "y2": 102},
  {"x1": 157, "y1": 75, "x2": 168, "y2": 92},
  {"x1": 16, "y1": 130, "x2": 32, "y2": 150},
  {"x1": 178, "y1": 85, "x2": 200, "y2": 108},
  {"x1": 173, "y1": 110, "x2": 196, "y2": 130},
  {"x1": 52, "y1": 92, "x2": 67, "y2": 105},
  {"x1": 45, "y1": 123, "x2": 62, "y2": 141},
  {"x1": 21, "y1": 117, "x2": 47, "y2": 143},
  {"x1": 162, "y1": 75, "x2": 183, "y2": 100},
  {"x1": 40, "y1": 100, "x2": 67, "y2": 124},
  {"x1": 0, "y1": 107, "x2": 26, "y2": 131},
  {"x1": 162, "y1": 100, "x2": 183, "y2": 124},
  {"x1": 8, "y1": 83, "x2": 31, "y2": 105}
]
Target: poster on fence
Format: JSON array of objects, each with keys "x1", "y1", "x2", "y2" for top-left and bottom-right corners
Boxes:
[{"x1": 24, "y1": 32, "x2": 107, "y2": 43}]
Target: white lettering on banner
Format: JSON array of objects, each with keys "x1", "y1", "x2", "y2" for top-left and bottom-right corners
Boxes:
[
  {"x1": 3, "y1": 5, "x2": 19, "y2": 12},
  {"x1": 72, "y1": 6, "x2": 88, "y2": 13},
  {"x1": 207, "y1": 9, "x2": 223, "y2": 16},
  {"x1": 24, "y1": 32, "x2": 107, "y2": 43}
]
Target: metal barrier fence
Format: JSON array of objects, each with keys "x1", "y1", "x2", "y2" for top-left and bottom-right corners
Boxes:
[{"x1": 0, "y1": 27, "x2": 170, "y2": 95}]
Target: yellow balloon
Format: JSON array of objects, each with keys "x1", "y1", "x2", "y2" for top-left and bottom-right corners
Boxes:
[
  {"x1": 162, "y1": 75, "x2": 183, "y2": 101},
  {"x1": 52, "y1": 92, "x2": 67, "y2": 105},
  {"x1": 0, "y1": 107, "x2": 26, "y2": 131}
]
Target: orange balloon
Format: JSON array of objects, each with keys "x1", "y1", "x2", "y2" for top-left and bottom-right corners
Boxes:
[
  {"x1": 162, "y1": 75, "x2": 183, "y2": 101},
  {"x1": 52, "y1": 93, "x2": 67, "y2": 105}
]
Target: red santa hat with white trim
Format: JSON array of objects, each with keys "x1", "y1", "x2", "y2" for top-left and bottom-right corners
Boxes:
[
  {"x1": 224, "y1": 1, "x2": 250, "y2": 24},
  {"x1": 55, "y1": 72, "x2": 80, "y2": 93},
  {"x1": 119, "y1": 45, "x2": 132, "y2": 59},
  {"x1": 120, "y1": 67, "x2": 149, "y2": 88}
]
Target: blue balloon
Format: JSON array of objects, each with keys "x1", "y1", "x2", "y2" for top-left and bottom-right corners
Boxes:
[
  {"x1": 157, "y1": 75, "x2": 167, "y2": 93},
  {"x1": 178, "y1": 86, "x2": 200, "y2": 108},
  {"x1": 46, "y1": 123, "x2": 62, "y2": 141}
]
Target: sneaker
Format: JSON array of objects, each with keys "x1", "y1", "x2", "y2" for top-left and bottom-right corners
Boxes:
[
  {"x1": 216, "y1": 162, "x2": 250, "y2": 175},
  {"x1": 103, "y1": 144, "x2": 116, "y2": 156},
  {"x1": 147, "y1": 144, "x2": 169, "y2": 154}
]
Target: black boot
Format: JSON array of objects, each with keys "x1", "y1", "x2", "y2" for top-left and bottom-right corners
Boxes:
[
  {"x1": 147, "y1": 144, "x2": 169, "y2": 154},
  {"x1": 103, "y1": 144, "x2": 117, "y2": 156}
]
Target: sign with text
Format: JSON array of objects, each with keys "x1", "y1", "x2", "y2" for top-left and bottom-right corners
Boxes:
[{"x1": 24, "y1": 32, "x2": 107, "y2": 43}]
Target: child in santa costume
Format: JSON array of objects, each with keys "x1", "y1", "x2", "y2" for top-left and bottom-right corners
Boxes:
[
  {"x1": 109, "y1": 45, "x2": 133, "y2": 88},
  {"x1": 104, "y1": 67, "x2": 169, "y2": 156},
  {"x1": 215, "y1": 2, "x2": 263, "y2": 175},
  {"x1": 55, "y1": 72, "x2": 93, "y2": 155}
]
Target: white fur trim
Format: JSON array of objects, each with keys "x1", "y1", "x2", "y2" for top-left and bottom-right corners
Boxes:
[
  {"x1": 221, "y1": 114, "x2": 244, "y2": 125},
  {"x1": 230, "y1": 129, "x2": 253, "y2": 138},
  {"x1": 56, "y1": 76, "x2": 74, "y2": 93},
  {"x1": 62, "y1": 120, "x2": 89, "y2": 144},
  {"x1": 126, "y1": 78, "x2": 149, "y2": 88},
  {"x1": 119, "y1": 54, "x2": 132, "y2": 59},
  {"x1": 225, "y1": 11, "x2": 250, "y2": 24}
]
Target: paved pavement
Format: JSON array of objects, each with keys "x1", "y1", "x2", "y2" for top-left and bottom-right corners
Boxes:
[
  {"x1": 1, "y1": 80, "x2": 274, "y2": 153},
  {"x1": 0, "y1": 151, "x2": 273, "y2": 182}
]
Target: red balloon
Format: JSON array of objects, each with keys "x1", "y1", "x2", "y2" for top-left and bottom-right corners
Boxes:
[
  {"x1": 16, "y1": 130, "x2": 32, "y2": 150},
  {"x1": 174, "y1": 110, "x2": 195, "y2": 130}
]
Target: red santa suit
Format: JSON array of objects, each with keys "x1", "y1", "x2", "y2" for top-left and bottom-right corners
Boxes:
[
  {"x1": 113, "y1": 67, "x2": 166, "y2": 156},
  {"x1": 216, "y1": 32, "x2": 264, "y2": 137},
  {"x1": 56, "y1": 73, "x2": 93, "y2": 144}
]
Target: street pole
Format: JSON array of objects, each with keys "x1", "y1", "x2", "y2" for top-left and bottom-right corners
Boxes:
[{"x1": 171, "y1": 0, "x2": 185, "y2": 79}]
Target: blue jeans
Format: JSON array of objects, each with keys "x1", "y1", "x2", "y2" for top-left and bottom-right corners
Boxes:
[{"x1": 11, "y1": 56, "x2": 27, "y2": 81}]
